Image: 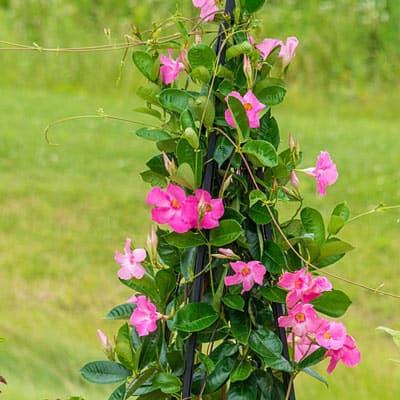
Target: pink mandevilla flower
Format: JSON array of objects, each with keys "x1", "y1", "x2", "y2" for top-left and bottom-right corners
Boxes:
[
  {"x1": 316, "y1": 321, "x2": 347, "y2": 350},
  {"x1": 304, "y1": 151, "x2": 339, "y2": 196},
  {"x1": 160, "y1": 49, "x2": 185, "y2": 85},
  {"x1": 192, "y1": 189, "x2": 224, "y2": 229},
  {"x1": 224, "y1": 260, "x2": 266, "y2": 294},
  {"x1": 192, "y1": 0, "x2": 219, "y2": 22},
  {"x1": 114, "y1": 238, "x2": 146, "y2": 280},
  {"x1": 325, "y1": 334, "x2": 361, "y2": 373},
  {"x1": 278, "y1": 36, "x2": 299, "y2": 68},
  {"x1": 278, "y1": 268, "x2": 332, "y2": 308},
  {"x1": 278, "y1": 302, "x2": 327, "y2": 337},
  {"x1": 146, "y1": 183, "x2": 195, "y2": 233},
  {"x1": 256, "y1": 38, "x2": 283, "y2": 59},
  {"x1": 129, "y1": 295, "x2": 161, "y2": 337},
  {"x1": 225, "y1": 90, "x2": 266, "y2": 129}
]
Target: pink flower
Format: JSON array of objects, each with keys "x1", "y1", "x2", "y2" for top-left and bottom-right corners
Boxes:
[
  {"x1": 288, "y1": 333, "x2": 320, "y2": 362},
  {"x1": 115, "y1": 238, "x2": 146, "y2": 280},
  {"x1": 129, "y1": 295, "x2": 161, "y2": 336},
  {"x1": 160, "y1": 49, "x2": 185, "y2": 85},
  {"x1": 278, "y1": 268, "x2": 332, "y2": 308},
  {"x1": 278, "y1": 36, "x2": 299, "y2": 68},
  {"x1": 146, "y1": 184, "x2": 195, "y2": 233},
  {"x1": 224, "y1": 260, "x2": 266, "y2": 294},
  {"x1": 256, "y1": 38, "x2": 283, "y2": 59},
  {"x1": 325, "y1": 334, "x2": 361, "y2": 373},
  {"x1": 96, "y1": 329, "x2": 111, "y2": 351},
  {"x1": 192, "y1": 189, "x2": 224, "y2": 229},
  {"x1": 278, "y1": 303, "x2": 327, "y2": 337},
  {"x1": 193, "y1": 0, "x2": 219, "y2": 22},
  {"x1": 225, "y1": 90, "x2": 266, "y2": 129},
  {"x1": 304, "y1": 151, "x2": 339, "y2": 196},
  {"x1": 316, "y1": 321, "x2": 347, "y2": 350}
]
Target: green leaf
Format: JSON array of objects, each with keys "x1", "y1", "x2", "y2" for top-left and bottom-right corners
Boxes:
[
  {"x1": 156, "y1": 139, "x2": 177, "y2": 153},
  {"x1": 241, "y1": 0, "x2": 266, "y2": 13},
  {"x1": 157, "y1": 232, "x2": 180, "y2": 267},
  {"x1": 227, "y1": 95, "x2": 250, "y2": 143},
  {"x1": 153, "y1": 372, "x2": 181, "y2": 394},
  {"x1": 319, "y1": 239, "x2": 354, "y2": 258},
  {"x1": 377, "y1": 326, "x2": 400, "y2": 350},
  {"x1": 242, "y1": 140, "x2": 278, "y2": 167},
  {"x1": 249, "y1": 189, "x2": 267, "y2": 207},
  {"x1": 188, "y1": 44, "x2": 216, "y2": 71},
  {"x1": 167, "y1": 351, "x2": 185, "y2": 376},
  {"x1": 155, "y1": 269, "x2": 176, "y2": 304},
  {"x1": 140, "y1": 170, "x2": 167, "y2": 187},
  {"x1": 80, "y1": 361, "x2": 131, "y2": 384},
  {"x1": 164, "y1": 231, "x2": 206, "y2": 248},
  {"x1": 192, "y1": 96, "x2": 215, "y2": 128},
  {"x1": 138, "y1": 330, "x2": 160, "y2": 370},
  {"x1": 190, "y1": 66, "x2": 211, "y2": 84},
  {"x1": 248, "y1": 328, "x2": 282, "y2": 358},
  {"x1": 298, "y1": 347, "x2": 327, "y2": 369},
  {"x1": 222, "y1": 294, "x2": 245, "y2": 311},
  {"x1": 146, "y1": 154, "x2": 168, "y2": 176},
  {"x1": 259, "y1": 286, "x2": 287, "y2": 303},
  {"x1": 125, "y1": 367, "x2": 157, "y2": 398},
  {"x1": 230, "y1": 310, "x2": 250, "y2": 344},
  {"x1": 254, "y1": 78, "x2": 287, "y2": 106},
  {"x1": 213, "y1": 135, "x2": 234, "y2": 167},
  {"x1": 203, "y1": 357, "x2": 236, "y2": 394},
  {"x1": 328, "y1": 202, "x2": 350, "y2": 235},
  {"x1": 174, "y1": 303, "x2": 218, "y2": 332},
  {"x1": 226, "y1": 41, "x2": 253, "y2": 60},
  {"x1": 180, "y1": 247, "x2": 196, "y2": 281},
  {"x1": 120, "y1": 275, "x2": 160, "y2": 304},
  {"x1": 171, "y1": 162, "x2": 196, "y2": 190},
  {"x1": 197, "y1": 351, "x2": 215, "y2": 374},
  {"x1": 310, "y1": 290, "x2": 352, "y2": 318},
  {"x1": 230, "y1": 360, "x2": 253, "y2": 383},
  {"x1": 210, "y1": 219, "x2": 243, "y2": 246},
  {"x1": 176, "y1": 138, "x2": 202, "y2": 186},
  {"x1": 228, "y1": 377, "x2": 257, "y2": 400},
  {"x1": 108, "y1": 383, "x2": 126, "y2": 400},
  {"x1": 132, "y1": 51, "x2": 155, "y2": 81},
  {"x1": 115, "y1": 323, "x2": 134, "y2": 370},
  {"x1": 257, "y1": 111, "x2": 280, "y2": 149},
  {"x1": 302, "y1": 367, "x2": 328, "y2": 387},
  {"x1": 262, "y1": 241, "x2": 288, "y2": 274},
  {"x1": 248, "y1": 202, "x2": 272, "y2": 225},
  {"x1": 105, "y1": 303, "x2": 135, "y2": 320},
  {"x1": 159, "y1": 89, "x2": 194, "y2": 113},
  {"x1": 301, "y1": 207, "x2": 325, "y2": 245},
  {"x1": 137, "y1": 83, "x2": 161, "y2": 105},
  {"x1": 136, "y1": 128, "x2": 173, "y2": 142}
]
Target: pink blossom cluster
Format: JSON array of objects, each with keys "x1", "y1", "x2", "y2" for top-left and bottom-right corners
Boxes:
[
  {"x1": 159, "y1": 49, "x2": 185, "y2": 85},
  {"x1": 146, "y1": 183, "x2": 224, "y2": 233},
  {"x1": 128, "y1": 295, "x2": 162, "y2": 336},
  {"x1": 224, "y1": 260, "x2": 266, "y2": 294},
  {"x1": 277, "y1": 268, "x2": 360, "y2": 373}
]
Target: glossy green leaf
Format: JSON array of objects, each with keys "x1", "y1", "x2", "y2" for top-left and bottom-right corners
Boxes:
[
  {"x1": 125, "y1": 367, "x2": 157, "y2": 398},
  {"x1": 328, "y1": 202, "x2": 350, "y2": 235},
  {"x1": 167, "y1": 350, "x2": 185, "y2": 376},
  {"x1": 210, "y1": 219, "x2": 243, "y2": 246},
  {"x1": 176, "y1": 139, "x2": 202, "y2": 186},
  {"x1": 310, "y1": 290, "x2": 352, "y2": 318},
  {"x1": 146, "y1": 154, "x2": 168, "y2": 176},
  {"x1": 139, "y1": 330, "x2": 160, "y2": 370},
  {"x1": 302, "y1": 367, "x2": 328, "y2": 387},
  {"x1": 257, "y1": 111, "x2": 280, "y2": 149},
  {"x1": 108, "y1": 383, "x2": 126, "y2": 400},
  {"x1": 164, "y1": 231, "x2": 206, "y2": 248},
  {"x1": 259, "y1": 286, "x2": 287, "y2": 303},
  {"x1": 226, "y1": 41, "x2": 253, "y2": 60},
  {"x1": 192, "y1": 96, "x2": 215, "y2": 128},
  {"x1": 254, "y1": 78, "x2": 287, "y2": 106},
  {"x1": 155, "y1": 269, "x2": 176, "y2": 304},
  {"x1": 159, "y1": 89, "x2": 194, "y2": 113},
  {"x1": 230, "y1": 360, "x2": 253, "y2": 383},
  {"x1": 230, "y1": 309, "x2": 250, "y2": 344},
  {"x1": 248, "y1": 328, "x2": 282, "y2": 358},
  {"x1": 298, "y1": 347, "x2": 327, "y2": 369},
  {"x1": 197, "y1": 351, "x2": 215, "y2": 374},
  {"x1": 222, "y1": 294, "x2": 245, "y2": 311},
  {"x1": 319, "y1": 239, "x2": 354, "y2": 258},
  {"x1": 180, "y1": 247, "x2": 196, "y2": 281},
  {"x1": 120, "y1": 275, "x2": 160, "y2": 303},
  {"x1": 174, "y1": 303, "x2": 218, "y2": 332},
  {"x1": 115, "y1": 323, "x2": 134, "y2": 370},
  {"x1": 188, "y1": 44, "x2": 216, "y2": 71},
  {"x1": 140, "y1": 170, "x2": 167, "y2": 187},
  {"x1": 190, "y1": 66, "x2": 211, "y2": 84},
  {"x1": 241, "y1": 0, "x2": 266, "y2": 13},
  {"x1": 248, "y1": 202, "x2": 272, "y2": 225},
  {"x1": 262, "y1": 241, "x2": 287, "y2": 274},
  {"x1": 203, "y1": 357, "x2": 236, "y2": 394},
  {"x1": 213, "y1": 135, "x2": 234, "y2": 167},
  {"x1": 80, "y1": 361, "x2": 131, "y2": 384},
  {"x1": 227, "y1": 96, "x2": 250, "y2": 143},
  {"x1": 153, "y1": 372, "x2": 181, "y2": 394},
  {"x1": 242, "y1": 140, "x2": 278, "y2": 167},
  {"x1": 249, "y1": 189, "x2": 267, "y2": 207},
  {"x1": 137, "y1": 83, "x2": 161, "y2": 105},
  {"x1": 301, "y1": 207, "x2": 325, "y2": 245},
  {"x1": 136, "y1": 128, "x2": 173, "y2": 142},
  {"x1": 132, "y1": 51, "x2": 155, "y2": 81},
  {"x1": 157, "y1": 232, "x2": 181, "y2": 267},
  {"x1": 105, "y1": 303, "x2": 135, "y2": 320},
  {"x1": 171, "y1": 162, "x2": 196, "y2": 190},
  {"x1": 228, "y1": 377, "x2": 257, "y2": 399}
]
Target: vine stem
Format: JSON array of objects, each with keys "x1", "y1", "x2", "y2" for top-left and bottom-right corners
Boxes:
[
  {"x1": 285, "y1": 374, "x2": 295, "y2": 400},
  {"x1": 346, "y1": 204, "x2": 400, "y2": 224}
]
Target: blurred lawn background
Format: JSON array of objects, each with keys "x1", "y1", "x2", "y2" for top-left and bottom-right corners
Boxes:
[{"x1": 0, "y1": 0, "x2": 399, "y2": 399}]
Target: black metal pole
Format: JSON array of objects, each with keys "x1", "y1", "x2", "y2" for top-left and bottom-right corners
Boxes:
[{"x1": 182, "y1": 2, "x2": 236, "y2": 399}]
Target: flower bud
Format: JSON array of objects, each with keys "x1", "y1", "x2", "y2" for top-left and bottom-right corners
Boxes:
[
  {"x1": 289, "y1": 133, "x2": 295, "y2": 151},
  {"x1": 290, "y1": 170, "x2": 300, "y2": 189},
  {"x1": 162, "y1": 152, "x2": 176, "y2": 176},
  {"x1": 96, "y1": 329, "x2": 114, "y2": 360},
  {"x1": 243, "y1": 55, "x2": 253, "y2": 88},
  {"x1": 147, "y1": 226, "x2": 158, "y2": 263}
]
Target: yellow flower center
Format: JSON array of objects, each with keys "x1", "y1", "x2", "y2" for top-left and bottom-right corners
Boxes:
[
  {"x1": 171, "y1": 199, "x2": 180, "y2": 209},
  {"x1": 244, "y1": 102, "x2": 253, "y2": 111},
  {"x1": 295, "y1": 313, "x2": 305, "y2": 323},
  {"x1": 294, "y1": 278, "x2": 302, "y2": 289},
  {"x1": 205, "y1": 204, "x2": 212, "y2": 212},
  {"x1": 241, "y1": 267, "x2": 250, "y2": 276},
  {"x1": 324, "y1": 332, "x2": 331, "y2": 340}
]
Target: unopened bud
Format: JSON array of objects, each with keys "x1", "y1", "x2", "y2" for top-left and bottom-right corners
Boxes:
[
  {"x1": 97, "y1": 329, "x2": 114, "y2": 360},
  {"x1": 290, "y1": 170, "x2": 300, "y2": 189},
  {"x1": 289, "y1": 133, "x2": 295, "y2": 151},
  {"x1": 147, "y1": 226, "x2": 158, "y2": 263},
  {"x1": 162, "y1": 152, "x2": 176, "y2": 175},
  {"x1": 243, "y1": 55, "x2": 253, "y2": 88}
]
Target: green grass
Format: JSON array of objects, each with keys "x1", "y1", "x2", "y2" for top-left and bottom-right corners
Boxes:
[{"x1": 0, "y1": 85, "x2": 399, "y2": 399}]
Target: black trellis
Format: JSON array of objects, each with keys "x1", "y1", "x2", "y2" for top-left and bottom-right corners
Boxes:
[{"x1": 182, "y1": 1, "x2": 295, "y2": 398}]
